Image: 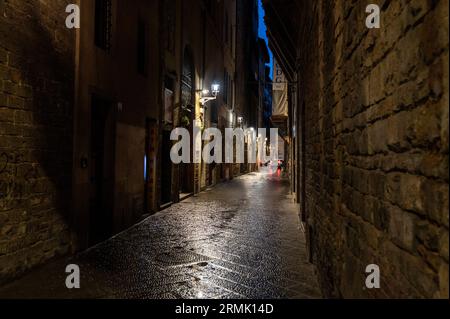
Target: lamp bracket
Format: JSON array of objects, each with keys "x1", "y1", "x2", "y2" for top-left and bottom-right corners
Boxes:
[{"x1": 200, "y1": 96, "x2": 217, "y2": 106}]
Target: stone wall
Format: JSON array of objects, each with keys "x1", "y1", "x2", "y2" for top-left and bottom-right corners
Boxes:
[
  {"x1": 298, "y1": 0, "x2": 448, "y2": 298},
  {"x1": 0, "y1": 0, "x2": 74, "y2": 284}
]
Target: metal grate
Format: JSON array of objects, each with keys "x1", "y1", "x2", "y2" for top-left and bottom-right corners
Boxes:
[{"x1": 95, "y1": 0, "x2": 112, "y2": 51}]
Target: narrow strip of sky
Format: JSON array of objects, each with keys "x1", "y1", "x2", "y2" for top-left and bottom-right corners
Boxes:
[{"x1": 258, "y1": 0, "x2": 273, "y2": 79}]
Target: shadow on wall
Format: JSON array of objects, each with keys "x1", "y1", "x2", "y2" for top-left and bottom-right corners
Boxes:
[{"x1": 0, "y1": 1, "x2": 75, "y2": 283}]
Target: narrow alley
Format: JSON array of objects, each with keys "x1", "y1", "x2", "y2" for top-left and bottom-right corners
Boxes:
[
  {"x1": 0, "y1": 168, "x2": 321, "y2": 299},
  {"x1": 0, "y1": 0, "x2": 448, "y2": 301}
]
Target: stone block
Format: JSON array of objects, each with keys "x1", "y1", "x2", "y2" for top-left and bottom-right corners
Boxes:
[
  {"x1": 0, "y1": 48, "x2": 7, "y2": 64},
  {"x1": 439, "y1": 229, "x2": 449, "y2": 262},
  {"x1": 385, "y1": 173, "x2": 425, "y2": 214},
  {"x1": 0, "y1": 107, "x2": 14, "y2": 123},
  {"x1": 421, "y1": 180, "x2": 449, "y2": 227},
  {"x1": 388, "y1": 205, "x2": 417, "y2": 252},
  {"x1": 439, "y1": 262, "x2": 449, "y2": 298}
]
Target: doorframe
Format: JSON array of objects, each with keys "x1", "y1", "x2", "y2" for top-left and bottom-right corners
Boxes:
[{"x1": 88, "y1": 92, "x2": 117, "y2": 246}]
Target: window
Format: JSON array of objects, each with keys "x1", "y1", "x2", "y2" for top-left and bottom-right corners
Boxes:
[
  {"x1": 229, "y1": 77, "x2": 233, "y2": 106},
  {"x1": 95, "y1": 0, "x2": 112, "y2": 51},
  {"x1": 137, "y1": 19, "x2": 148, "y2": 76},
  {"x1": 223, "y1": 69, "x2": 229, "y2": 105},
  {"x1": 222, "y1": 70, "x2": 234, "y2": 107},
  {"x1": 224, "y1": 13, "x2": 229, "y2": 44},
  {"x1": 230, "y1": 21, "x2": 233, "y2": 54},
  {"x1": 231, "y1": 79, "x2": 235, "y2": 108},
  {"x1": 182, "y1": 49, "x2": 194, "y2": 108},
  {"x1": 222, "y1": 71, "x2": 234, "y2": 107}
]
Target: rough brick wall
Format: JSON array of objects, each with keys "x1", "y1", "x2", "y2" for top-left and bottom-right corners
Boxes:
[
  {"x1": 298, "y1": 0, "x2": 449, "y2": 298},
  {"x1": 0, "y1": 0, "x2": 74, "y2": 284}
]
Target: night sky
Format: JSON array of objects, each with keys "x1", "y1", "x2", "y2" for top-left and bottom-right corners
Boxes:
[{"x1": 258, "y1": 0, "x2": 273, "y2": 79}]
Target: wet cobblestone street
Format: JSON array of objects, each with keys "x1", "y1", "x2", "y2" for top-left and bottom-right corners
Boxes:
[{"x1": 0, "y1": 168, "x2": 321, "y2": 299}]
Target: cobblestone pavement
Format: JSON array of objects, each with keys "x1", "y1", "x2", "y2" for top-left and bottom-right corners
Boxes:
[{"x1": 0, "y1": 168, "x2": 321, "y2": 299}]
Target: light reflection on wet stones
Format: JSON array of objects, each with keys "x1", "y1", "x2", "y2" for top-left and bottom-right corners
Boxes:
[{"x1": 0, "y1": 169, "x2": 321, "y2": 299}]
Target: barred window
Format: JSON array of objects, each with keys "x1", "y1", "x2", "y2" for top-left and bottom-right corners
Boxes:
[{"x1": 95, "y1": 0, "x2": 112, "y2": 51}]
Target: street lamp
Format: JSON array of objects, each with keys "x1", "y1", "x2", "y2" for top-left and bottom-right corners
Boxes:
[
  {"x1": 211, "y1": 83, "x2": 220, "y2": 96},
  {"x1": 199, "y1": 83, "x2": 220, "y2": 106}
]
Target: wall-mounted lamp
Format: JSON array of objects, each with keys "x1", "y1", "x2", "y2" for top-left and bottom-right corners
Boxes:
[
  {"x1": 211, "y1": 83, "x2": 220, "y2": 96},
  {"x1": 199, "y1": 83, "x2": 220, "y2": 106}
]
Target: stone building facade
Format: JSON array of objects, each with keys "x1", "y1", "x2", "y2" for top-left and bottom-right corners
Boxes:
[
  {"x1": 263, "y1": 0, "x2": 449, "y2": 298},
  {"x1": 0, "y1": 0, "x2": 265, "y2": 284},
  {"x1": 73, "y1": 0, "x2": 162, "y2": 248},
  {"x1": 0, "y1": 0, "x2": 75, "y2": 283}
]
